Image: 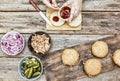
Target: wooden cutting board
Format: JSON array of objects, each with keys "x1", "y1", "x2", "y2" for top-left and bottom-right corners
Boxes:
[
  {"x1": 46, "y1": 8, "x2": 82, "y2": 30},
  {"x1": 41, "y1": 35, "x2": 120, "y2": 81}
]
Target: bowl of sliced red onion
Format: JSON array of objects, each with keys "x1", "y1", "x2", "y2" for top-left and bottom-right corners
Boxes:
[{"x1": 1, "y1": 31, "x2": 25, "y2": 56}]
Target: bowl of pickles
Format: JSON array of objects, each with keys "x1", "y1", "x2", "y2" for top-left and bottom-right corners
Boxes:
[{"x1": 18, "y1": 56, "x2": 43, "y2": 80}]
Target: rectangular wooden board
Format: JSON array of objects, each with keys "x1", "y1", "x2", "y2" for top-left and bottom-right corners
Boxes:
[
  {"x1": 46, "y1": 8, "x2": 82, "y2": 30},
  {"x1": 41, "y1": 35, "x2": 120, "y2": 81}
]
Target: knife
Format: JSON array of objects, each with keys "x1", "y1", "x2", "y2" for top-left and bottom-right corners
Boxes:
[{"x1": 29, "y1": 0, "x2": 53, "y2": 26}]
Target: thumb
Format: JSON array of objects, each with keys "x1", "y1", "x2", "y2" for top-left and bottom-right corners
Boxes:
[
  {"x1": 68, "y1": 8, "x2": 75, "y2": 22},
  {"x1": 61, "y1": 0, "x2": 71, "y2": 8},
  {"x1": 52, "y1": 0, "x2": 58, "y2": 7}
]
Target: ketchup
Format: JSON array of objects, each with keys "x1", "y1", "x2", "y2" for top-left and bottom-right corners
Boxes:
[
  {"x1": 53, "y1": 16, "x2": 59, "y2": 22},
  {"x1": 60, "y1": 6, "x2": 71, "y2": 19}
]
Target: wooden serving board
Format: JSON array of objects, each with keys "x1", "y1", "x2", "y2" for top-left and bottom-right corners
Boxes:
[
  {"x1": 42, "y1": 35, "x2": 120, "y2": 81},
  {"x1": 46, "y1": 8, "x2": 82, "y2": 30}
]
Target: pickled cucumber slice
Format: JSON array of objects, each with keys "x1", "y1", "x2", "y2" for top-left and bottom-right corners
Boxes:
[
  {"x1": 21, "y1": 57, "x2": 41, "y2": 79},
  {"x1": 27, "y1": 67, "x2": 33, "y2": 78},
  {"x1": 28, "y1": 63, "x2": 37, "y2": 68},
  {"x1": 32, "y1": 72, "x2": 40, "y2": 77},
  {"x1": 33, "y1": 68, "x2": 37, "y2": 73},
  {"x1": 24, "y1": 68, "x2": 30, "y2": 76},
  {"x1": 21, "y1": 72, "x2": 25, "y2": 76},
  {"x1": 33, "y1": 64, "x2": 39, "y2": 69},
  {"x1": 37, "y1": 67, "x2": 40, "y2": 71}
]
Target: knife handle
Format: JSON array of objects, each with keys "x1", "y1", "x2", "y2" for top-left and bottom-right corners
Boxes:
[{"x1": 29, "y1": 0, "x2": 40, "y2": 12}]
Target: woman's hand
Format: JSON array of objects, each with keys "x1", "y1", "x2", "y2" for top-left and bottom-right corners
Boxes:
[
  {"x1": 62, "y1": 0, "x2": 82, "y2": 22},
  {"x1": 43, "y1": 0, "x2": 59, "y2": 10}
]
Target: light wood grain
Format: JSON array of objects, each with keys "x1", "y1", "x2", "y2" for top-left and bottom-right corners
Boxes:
[
  {"x1": 0, "y1": 57, "x2": 46, "y2": 81},
  {"x1": 43, "y1": 35, "x2": 120, "y2": 81},
  {"x1": 78, "y1": 68, "x2": 120, "y2": 81},
  {"x1": 0, "y1": 0, "x2": 120, "y2": 81},
  {"x1": 1, "y1": 35, "x2": 120, "y2": 81},
  {"x1": 0, "y1": 0, "x2": 65, "y2": 4},
  {"x1": 0, "y1": 12, "x2": 119, "y2": 34},
  {"x1": 0, "y1": 34, "x2": 110, "y2": 57},
  {"x1": 0, "y1": 0, "x2": 120, "y2": 11},
  {"x1": 0, "y1": 58, "x2": 120, "y2": 81},
  {"x1": 0, "y1": 35, "x2": 112, "y2": 81},
  {"x1": 0, "y1": 68, "x2": 120, "y2": 81}
]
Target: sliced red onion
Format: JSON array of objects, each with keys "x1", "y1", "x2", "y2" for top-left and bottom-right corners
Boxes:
[{"x1": 1, "y1": 31, "x2": 25, "y2": 55}]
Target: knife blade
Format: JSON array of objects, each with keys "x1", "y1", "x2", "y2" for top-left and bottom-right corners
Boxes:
[{"x1": 29, "y1": 0, "x2": 53, "y2": 26}]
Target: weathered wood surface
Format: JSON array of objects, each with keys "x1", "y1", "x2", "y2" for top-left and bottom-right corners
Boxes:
[
  {"x1": 0, "y1": 68, "x2": 120, "y2": 81},
  {"x1": 0, "y1": 35, "x2": 111, "y2": 81},
  {"x1": 0, "y1": 35, "x2": 110, "y2": 57},
  {"x1": 43, "y1": 35, "x2": 120, "y2": 81},
  {"x1": 0, "y1": 0, "x2": 120, "y2": 11},
  {"x1": 0, "y1": 0, "x2": 120, "y2": 81},
  {"x1": 0, "y1": 0, "x2": 119, "y2": 34},
  {"x1": 0, "y1": 12, "x2": 119, "y2": 34}
]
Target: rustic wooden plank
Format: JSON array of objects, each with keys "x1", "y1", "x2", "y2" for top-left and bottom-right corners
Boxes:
[
  {"x1": 0, "y1": 58, "x2": 46, "y2": 81},
  {"x1": 78, "y1": 68, "x2": 120, "y2": 81},
  {"x1": 43, "y1": 35, "x2": 120, "y2": 81},
  {"x1": 0, "y1": 0, "x2": 19, "y2": 4},
  {"x1": 0, "y1": 0, "x2": 65, "y2": 4},
  {"x1": 0, "y1": 35, "x2": 120, "y2": 81},
  {"x1": 0, "y1": 0, "x2": 120, "y2": 11},
  {"x1": 0, "y1": 58, "x2": 120, "y2": 81},
  {"x1": 0, "y1": 35, "x2": 110, "y2": 81},
  {"x1": 0, "y1": 12, "x2": 119, "y2": 34},
  {"x1": 0, "y1": 34, "x2": 110, "y2": 57}
]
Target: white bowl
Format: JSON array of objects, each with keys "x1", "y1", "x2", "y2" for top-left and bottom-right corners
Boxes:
[
  {"x1": 1, "y1": 31, "x2": 25, "y2": 56},
  {"x1": 18, "y1": 56, "x2": 43, "y2": 81}
]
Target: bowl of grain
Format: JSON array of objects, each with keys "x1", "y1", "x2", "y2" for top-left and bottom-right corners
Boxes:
[{"x1": 28, "y1": 31, "x2": 51, "y2": 56}]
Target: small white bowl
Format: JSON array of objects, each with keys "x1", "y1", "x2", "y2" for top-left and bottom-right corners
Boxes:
[{"x1": 1, "y1": 31, "x2": 25, "y2": 56}]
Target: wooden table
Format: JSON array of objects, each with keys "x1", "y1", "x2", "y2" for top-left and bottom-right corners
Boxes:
[{"x1": 0, "y1": 0, "x2": 120, "y2": 81}]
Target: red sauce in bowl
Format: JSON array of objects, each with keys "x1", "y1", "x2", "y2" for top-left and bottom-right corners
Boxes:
[
  {"x1": 60, "y1": 6, "x2": 71, "y2": 19},
  {"x1": 53, "y1": 16, "x2": 59, "y2": 22}
]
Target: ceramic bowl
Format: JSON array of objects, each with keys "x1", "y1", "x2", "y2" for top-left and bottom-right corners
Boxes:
[{"x1": 18, "y1": 56, "x2": 43, "y2": 81}]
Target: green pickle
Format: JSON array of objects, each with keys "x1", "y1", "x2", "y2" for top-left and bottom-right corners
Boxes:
[
  {"x1": 33, "y1": 68, "x2": 37, "y2": 73},
  {"x1": 21, "y1": 57, "x2": 41, "y2": 79},
  {"x1": 32, "y1": 72, "x2": 40, "y2": 77},
  {"x1": 21, "y1": 66, "x2": 25, "y2": 70},
  {"x1": 37, "y1": 67, "x2": 40, "y2": 71},
  {"x1": 33, "y1": 64, "x2": 39, "y2": 69},
  {"x1": 27, "y1": 67, "x2": 33, "y2": 78},
  {"x1": 24, "y1": 68, "x2": 30, "y2": 76},
  {"x1": 28, "y1": 63, "x2": 37, "y2": 68},
  {"x1": 21, "y1": 72, "x2": 25, "y2": 76}
]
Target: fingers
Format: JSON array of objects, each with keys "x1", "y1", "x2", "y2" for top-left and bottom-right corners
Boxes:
[
  {"x1": 51, "y1": 0, "x2": 60, "y2": 10},
  {"x1": 60, "y1": 0, "x2": 82, "y2": 22},
  {"x1": 69, "y1": 8, "x2": 81, "y2": 22},
  {"x1": 62, "y1": 0, "x2": 71, "y2": 7},
  {"x1": 74, "y1": 8, "x2": 80, "y2": 17},
  {"x1": 43, "y1": 0, "x2": 51, "y2": 7},
  {"x1": 68, "y1": 7, "x2": 75, "y2": 22},
  {"x1": 43, "y1": 0, "x2": 59, "y2": 10},
  {"x1": 52, "y1": 0, "x2": 58, "y2": 7}
]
